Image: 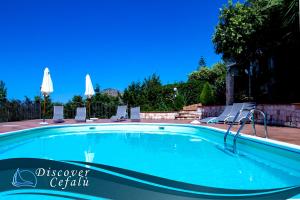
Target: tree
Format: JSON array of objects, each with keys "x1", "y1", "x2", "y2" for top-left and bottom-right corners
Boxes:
[
  {"x1": 141, "y1": 74, "x2": 163, "y2": 111},
  {"x1": 34, "y1": 96, "x2": 41, "y2": 103},
  {"x1": 0, "y1": 80, "x2": 7, "y2": 104},
  {"x1": 173, "y1": 93, "x2": 185, "y2": 111},
  {"x1": 180, "y1": 80, "x2": 203, "y2": 105},
  {"x1": 211, "y1": 63, "x2": 226, "y2": 104},
  {"x1": 213, "y1": 0, "x2": 298, "y2": 62},
  {"x1": 281, "y1": 0, "x2": 298, "y2": 29},
  {"x1": 64, "y1": 95, "x2": 84, "y2": 118},
  {"x1": 7, "y1": 99, "x2": 22, "y2": 121},
  {"x1": 23, "y1": 96, "x2": 33, "y2": 107},
  {"x1": 199, "y1": 82, "x2": 214, "y2": 105},
  {"x1": 198, "y1": 56, "x2": 207, "y2": 70},
  {"x1": 93, "y1": 92, "x2": 119, "y2": 104},
  {"x1": 211, "y1": 62, "x2": 226, "y2": 79},
  {"x1": 123, "y1": 81, "x2": 143, "y2": 107},
  {"x1": 188, "y1": 67, "x2": 213, "y2": 83},
  {"x1": 187, "y1": 62, "x2": 226, "y2": 105},
  {"x1": 94, "y1": 84, "x2": 100, "y2": 93},
  {"x1": 212, "y1": 1, "x2": 265, "y2": 63},
  {"x1": 90, "y1": 92, "x2": 120, "y2": 118},
  {"x1": 122, "y1": 74, "x2": 192, "y2": 111},
  {"x1": 71, "y1": 95, "x2": 84, "y2": 106},
  {"x1": 213, "y1": 0, "x2": 300, "y2": 103}
]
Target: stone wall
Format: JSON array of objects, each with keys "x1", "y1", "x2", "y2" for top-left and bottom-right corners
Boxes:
[
  {"x1": 140, "y1": 112, "x2": 178, "y2": 120},
  {"x1": 201, "y1": 104, "x2": 300, "y2": 128},
  {"x1": 140, "y1": 104, "x2": 300, "y2": 128},
  {"x1": 256, "y1": 104, "x2": 300, "y2": 127},
  {"x1": 199, "y1": 105, "x2": 225, "y2": 119}
]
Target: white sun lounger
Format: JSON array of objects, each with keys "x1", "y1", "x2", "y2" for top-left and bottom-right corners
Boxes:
[
  {"x1": 75, "y1": 107, "x2": 86, "y2": 122},
  {"x1": 130, "y1": 107, "x2": 141, "y2": 122},
  {"x1": 200, "y1": 105, "x2": 233, "y2": 123},
  {"x1": 225, "y1": 102, "x2": 256, "y2": 124},
  {"x1": 53, "y1": 106, "x2": 64, "y2": 123},
  {"x1": 111, "y1": 105, "x2": 127, "y2": 122}
]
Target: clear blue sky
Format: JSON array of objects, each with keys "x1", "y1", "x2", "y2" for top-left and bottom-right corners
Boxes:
[{"x1": 0, "y1": 0, "x2": 228, "y2": 102}]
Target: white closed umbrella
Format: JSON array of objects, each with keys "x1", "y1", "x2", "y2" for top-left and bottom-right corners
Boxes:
[
  {"x1": 85, "y1": 74, "x2": 95, "y2": 98},
  {"x1": 41, "y1": 68, "x2": 53, "y2": 95},
  {"x1": 85, "y1": 74, "x2": 95, "y2": 119},
  {"x1": 40, "y1": 67, "x2": 53, "y2": 124}
]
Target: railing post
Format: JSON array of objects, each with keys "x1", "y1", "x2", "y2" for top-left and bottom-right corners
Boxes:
[
  {"x1": 224, "y1": 110, "x2": 241, "y2": 148},
  {"x1": 263, "y1": 112, "x2": 269, "y2": 138},
  {"x1": 251, "y1": 111, "x2": 256, "y2": 136}
]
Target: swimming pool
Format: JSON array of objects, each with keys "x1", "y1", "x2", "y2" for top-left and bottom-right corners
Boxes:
[{"x1": 0, "y1": 123, "x2": 300, "y2": 199}]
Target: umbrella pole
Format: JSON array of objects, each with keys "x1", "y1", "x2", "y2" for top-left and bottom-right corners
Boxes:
[
  {"x1": 43, "y1": 95, "x2": 46, "y2": 122},
  {"x1": 88, "y1": 98, "x2": 91, "y2": 119}
]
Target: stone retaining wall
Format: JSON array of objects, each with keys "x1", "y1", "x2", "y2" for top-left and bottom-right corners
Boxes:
[
  {"x1": 199, "y1": 105, "x2": 225, "y2": 119},
  {"x1": 256, "y1": 104, "x2": 300, "y2": 127},
  {"x1": 140, "y1": 112, "x2": 178, "y2": 120},
  {"x1": 140, "y1": 104, "x2": 300, "y2": 128},
  {"x1": 201, "y1": 104, "x2": 300, "y2": 128}
]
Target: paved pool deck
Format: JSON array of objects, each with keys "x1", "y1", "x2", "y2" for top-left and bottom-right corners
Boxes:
[{"x1": 1, "y1": 119, "x2": 300, "y2": 145}]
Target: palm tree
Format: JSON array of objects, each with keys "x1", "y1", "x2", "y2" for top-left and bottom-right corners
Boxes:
[{"x1": 281, "y1": 0, "x2": 298, "y2": 28}]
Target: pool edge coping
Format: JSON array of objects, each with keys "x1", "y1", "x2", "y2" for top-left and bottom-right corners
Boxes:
[{"x1": 1, "y1": 122, "x2": 300, "y2": 154}]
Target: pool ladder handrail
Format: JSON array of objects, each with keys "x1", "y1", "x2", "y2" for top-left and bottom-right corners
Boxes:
[{"x1": 224, "y1": 108, "x2": 268, "y2": 153}]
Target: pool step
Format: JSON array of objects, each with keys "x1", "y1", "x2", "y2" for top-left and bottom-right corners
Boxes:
[{"x1": 216, "y1": 144, "x2": 236, "y2": 156}]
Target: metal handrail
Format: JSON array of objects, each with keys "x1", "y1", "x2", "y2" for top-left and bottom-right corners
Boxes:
[
  {"x1": 252, "y1": 109, "x2": 268, "y2": 138},
  {"x1": 231, "y1": 110, "x2": 254, "y2": 153},
  {"x1": 224, "y1": 108, "x2": 268, "y2": 153},
  {"x1": 223, "y1": 109, "x2": 243, "y2": 148}
]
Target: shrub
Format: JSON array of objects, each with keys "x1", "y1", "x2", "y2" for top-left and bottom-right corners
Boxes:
[
  {"x1": 199, "y1": 82, "x2": 215, "y2": 105},
  {"x1": 173, "y1": 94, "x2": 185, "y2": 111}
]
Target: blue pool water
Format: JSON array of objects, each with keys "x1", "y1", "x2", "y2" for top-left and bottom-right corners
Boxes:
[{"x1": 0, "y1": 124, "x2": 300, "y2": 190}]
